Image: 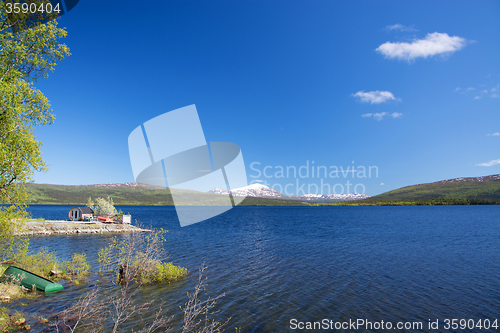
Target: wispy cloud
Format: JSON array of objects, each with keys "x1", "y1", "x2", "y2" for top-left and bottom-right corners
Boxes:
[
  {"x1": 476, "y1": 159, "x2": 500, "y2": 167},
  {"x1": 361, "y1": 112, "x2": 403, "y2": 121},
  {"x1": 376, "y1": 32, "x2": 467, "y2": 62},
  {"x1": 385, "y1": 24, "x2": 418, "y2": 32},
  {"x1": 487, "y1": 132, "x2": 500, "y2": 136},
  {"x1": 491, "y1": 84, "x2": 500, "y2": 98},
  {"x1": 351, "y1": 90, "x2": 400, "y2": 104},
  {"x1": 455, "y1": 83, "x2": 499, "y2": 99}
]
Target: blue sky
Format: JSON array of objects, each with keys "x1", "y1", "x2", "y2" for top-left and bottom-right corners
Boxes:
[{"x1": 32, "y1": 0, "x2": 499, "y2": 196}]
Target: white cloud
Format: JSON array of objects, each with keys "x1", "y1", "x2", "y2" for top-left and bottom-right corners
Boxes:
[
  {"x1": 487, "y1": 132, "x2": 500, "y2": 136},
  {"x1": 361, "y1": 112, "x2": 402, "y2": 121},
  {"x1": 456, "y1": 83, "x2": 499, "y2": 99},
  {"x1": 351, "y1": 90, "x2": 400, "y2": 104},
  {"x1": 376, "y1": 32, "x2": 467, "y2": 61},
  {"x1": 380, "y1": 183, "x2": 385, "y2": 185},
  {"x1": 476, "y1": 159, "x2": 500, "y2": 167},
  {"x1": 491, "y1": 84, "x2": 500, "y2": 98},
  {"x1": 385, "y1": 24, "x2": 417, "y2": 32}
]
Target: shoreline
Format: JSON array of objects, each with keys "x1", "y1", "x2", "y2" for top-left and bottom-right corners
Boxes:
[{"x1": 17, "y1": 221, "x2": 151, "y2": 236}]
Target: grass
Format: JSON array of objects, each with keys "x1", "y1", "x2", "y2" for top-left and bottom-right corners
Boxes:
[
  {"x1": 0, "y1": 265, "x2": 27, "y2": 302},
  {"x1": 0, "y1": 282, "x2": 25, "y2": 302}
]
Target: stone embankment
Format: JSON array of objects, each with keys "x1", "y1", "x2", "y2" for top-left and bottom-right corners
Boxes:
[{"x1": 17, "y1": 220, "x2": 151, "y2": 236}]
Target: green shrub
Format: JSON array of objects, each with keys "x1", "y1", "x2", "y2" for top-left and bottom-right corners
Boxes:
[
  {"x1": 11, "y1": 249, "x2": 90, "y2": 281},
  {"x1": 97, "y1": 230, "x2": 187, "y2": 285},
  {"x1": 13, "y1": 247, "x2": 60, "y2": 278},
  {"x1": 153, "y1": 262, "x2": 187, "y2": 283},
  {"x1": 61, "y1": 253, "x2": 91, "y2": 277}
]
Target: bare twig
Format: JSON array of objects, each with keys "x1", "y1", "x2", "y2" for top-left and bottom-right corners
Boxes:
[
  {"x1": 182, "y1": 262, "x2": 230, "y2": 333},
  {"x1": 51, "y1": 287, "x2": 105, "y2": 333}
]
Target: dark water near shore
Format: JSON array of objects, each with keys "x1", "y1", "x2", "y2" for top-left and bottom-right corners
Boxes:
[{"x1": 14, "y1": 205, "x2": 500, "y2": 332}]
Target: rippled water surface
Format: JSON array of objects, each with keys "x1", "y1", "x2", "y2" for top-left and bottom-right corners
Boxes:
[{"x1": 14, "y1": 205, "x2": 500, "y2": 332}]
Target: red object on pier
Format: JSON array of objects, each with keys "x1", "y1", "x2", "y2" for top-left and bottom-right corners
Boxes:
[{"x1": 97, "y1": 216, "x2": 113, "y2": 222}]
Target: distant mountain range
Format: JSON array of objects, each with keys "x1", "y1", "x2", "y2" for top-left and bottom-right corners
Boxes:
[
  {"x1": 24, "y1": 174, "x2": 500, "y2": 206},
  {"x1": 208, "y1": 183, "x2": 369, "y2": 201},
  {"x1": 25, "y1": 183, "x2": 305, "y2": 206}
]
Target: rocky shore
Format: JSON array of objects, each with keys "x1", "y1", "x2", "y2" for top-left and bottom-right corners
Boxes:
[{"x1": 17, "y1": 221, "x2": 151, "y2": 236}]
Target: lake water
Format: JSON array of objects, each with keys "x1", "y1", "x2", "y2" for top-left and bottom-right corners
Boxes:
[{"x1": 13, "y1": 205, "x2": 500, "y2": 332}]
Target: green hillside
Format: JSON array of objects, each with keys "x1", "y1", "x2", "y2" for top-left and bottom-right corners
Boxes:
[
  {"x1": 25, "y1": 183, "x2": 306, "y2": 206},
  {"x1": 316, "y1": 175, "x2": 500, "y2": 206},
  {"x1": 371, "y1": 175, "x2": 500, "y2": 201}
]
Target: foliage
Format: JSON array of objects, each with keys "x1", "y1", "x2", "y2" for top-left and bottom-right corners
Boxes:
[
  {"x1": 0, "y1": 207, "x2": 29, "y2": 260},
  {"x1": 0, "y1": 1, "x2": 70, "y2": 205},
  {"x1": 98, "y1": 229, "x2": 186, "y2": 285},
  {"x1": 0, "y1": 307, "x2": 30, "y2": 332},
  {"x1": 87, "y1": 196, "x2": 119, "y2": 216},
  {"x1": 61, "y1": 253, "x2": 91, "y2": 277},
  {"x1": 52, "y1": 263, "x2": 229, "y2": 333},
  {"x1": 153, "y1": 262, "x2": 188, "y2": 283},
  {"x1": 0, "y1": 278, "x2": 26, "y2": 302},
  {"x1": 11, "y1": 247, "x2": 59, "y2": 278},
  {"x1": 0, "y1": 0, "x2": 70, "y2": 259},
  {"x1": 11, "y1": 247, "x2": 90, "y2": 280}
]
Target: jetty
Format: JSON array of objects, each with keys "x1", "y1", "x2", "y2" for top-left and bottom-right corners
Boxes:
[{"x1": 17, "y1": 220, "x2": 151, "y2": 236}]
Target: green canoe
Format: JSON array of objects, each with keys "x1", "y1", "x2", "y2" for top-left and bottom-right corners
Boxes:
[{"x1": 1, "y1": 266, "x2": 64, "y2": 293}]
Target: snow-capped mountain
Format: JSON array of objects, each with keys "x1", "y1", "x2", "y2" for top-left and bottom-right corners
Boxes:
[
  {"x1": 208, "y1": 183, "x2": 285, "y2": 198},
  {"x1": 208, "y1": 184, "x2": 370, "y2": 201},
  {"x1": 291, "y1": 193, "x2": 370, "y2": 201},
  {"x1": 208, "y1": 187, "x2": 230, "y2": 195}
]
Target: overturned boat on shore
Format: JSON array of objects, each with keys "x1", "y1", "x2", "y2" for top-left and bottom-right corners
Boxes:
[{"x1": 1, "y1": 266, "x2": 64, "y2": 293}]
